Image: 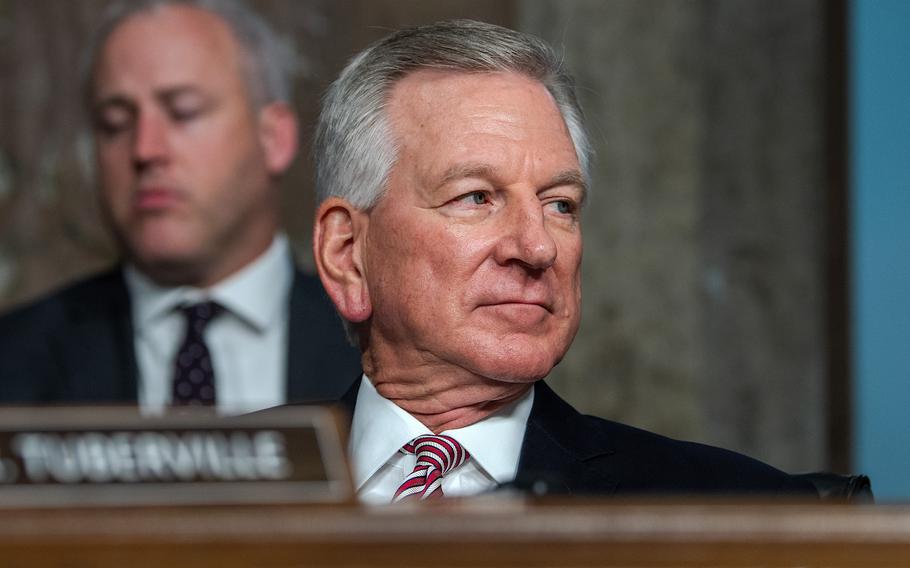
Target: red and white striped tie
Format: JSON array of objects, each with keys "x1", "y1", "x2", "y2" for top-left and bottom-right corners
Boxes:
[{"x1": 393, "y1": 435, "x2": 470, "y2": 502}]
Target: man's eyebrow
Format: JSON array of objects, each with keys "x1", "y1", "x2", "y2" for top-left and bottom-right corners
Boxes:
[
  {"x1": 438, "y1": 163, "x2": 497, "y2": 186},
  {"x1": 157, "y1": 85, "x2": 206, "y2": 100},
  {"x1": 94, "y1": 85, "x2": 205, "y2": 109},
  {"x1": 93, "y1": 94, "x2": 134, "y2": 112},
  {"x1": 155, "y1": 86, "x2": 213, "y2": 110},
  {"x1": 545, "y1": 169, "x2": 588, "y2": 204},
  {"x1": 436, "y1": 163, "x2": 587, "y2": 203}
]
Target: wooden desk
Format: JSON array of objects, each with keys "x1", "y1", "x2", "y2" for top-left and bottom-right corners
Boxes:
[{"x1": 1, "y1": 500, "x2": 906, "y2": 567}]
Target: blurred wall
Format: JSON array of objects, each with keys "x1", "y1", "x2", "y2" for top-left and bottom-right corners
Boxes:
[
  {"x1": 522, "y1": 0, "x2": 831, "y2": 473},
  {"x1": 0, "y1": 0, "x2": 835, "y2": 472}
]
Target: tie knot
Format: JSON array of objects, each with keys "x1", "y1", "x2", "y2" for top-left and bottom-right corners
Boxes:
[
  {"x1": 401, "y1": 434, "x2": 470, "y2": 476},
  {"x1": 180, "y1": 301, "x2": 222, "y2": 334}
]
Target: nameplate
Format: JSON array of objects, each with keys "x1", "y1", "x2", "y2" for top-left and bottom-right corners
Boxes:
[{"x1": 0, "y1": 406, "x2": 352, "y2": 507}]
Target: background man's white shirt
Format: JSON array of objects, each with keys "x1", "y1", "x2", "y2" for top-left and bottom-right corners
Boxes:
[
  {"x1": 126, "y1": 234, "x2": 293, "y2": 414},
  {"x1": 350, "y1": 375, "x2": 533, "y2": 504}
]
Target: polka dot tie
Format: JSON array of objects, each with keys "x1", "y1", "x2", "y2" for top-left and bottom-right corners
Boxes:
[
  {"x1": 393, "y1": 435, "x2": 470, "y2": 502},
  {"x1": 171, "y1": 301, "x2": 222, "y2": 406}
]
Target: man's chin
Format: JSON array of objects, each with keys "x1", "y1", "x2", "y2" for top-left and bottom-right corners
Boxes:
[
  {"x1": 468, "y1": 353, "x2": 561, "y2": 384},
  {"x1": 462, "y1": 332, "x2": 570, "y2": 384},
  {"x1": 127, "y1": 248, "x2": 209, "y2": 287}
]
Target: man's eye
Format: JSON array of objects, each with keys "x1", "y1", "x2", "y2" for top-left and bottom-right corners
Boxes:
[
  {"x1": 468, "y1": 191, "x2": 489, "y2": 205},
  {"x1": 465, "y1": 191, "x2": 488, "y2": 205},
  {"x1": 169, "y1": 106, "x2": 203, "y2": 122},
  {"x1": 449, "y1": 191, "x2": 491, "y2": 207},
  {"x1": 95, "y1": 106, "x2": 134, "y2": 135},
  {"x1": 549, "y1": 200, "x2": 575, "y2": 215},
  {"x1": 166, "y1": 94, "x2": 210, "y2": 123}
]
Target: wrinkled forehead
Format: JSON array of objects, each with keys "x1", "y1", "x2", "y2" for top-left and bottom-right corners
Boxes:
[
  {"x1": 382, "y1": 69, "x2": 583, "y2": 192},
  {"x1": 386, "y1": 69, "x2": 565, "y2": 134}
]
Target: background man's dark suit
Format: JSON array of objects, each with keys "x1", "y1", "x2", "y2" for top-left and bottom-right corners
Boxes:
[
  {"x1": 0, "y1": 267, "x2": 361, "y2": 404},
  {"x1": 339, "y1": 379, "x2": 816, "y2": 496}
]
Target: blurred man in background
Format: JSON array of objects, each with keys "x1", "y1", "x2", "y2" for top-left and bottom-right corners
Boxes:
[{"x1": 0, "y1": 0, "x2": 359, "y2": 412}]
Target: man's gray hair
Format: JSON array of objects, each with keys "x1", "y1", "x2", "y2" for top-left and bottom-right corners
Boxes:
[
  {"x1": 314, "y1": 19, "x2": 592, "y2": 210},
  {"x1": 83, "y1": 0, "x2": 295, "y2": 107}
]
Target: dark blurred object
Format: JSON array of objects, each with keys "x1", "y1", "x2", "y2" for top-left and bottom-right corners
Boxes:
[{"x1": 795, "y1": 472, "x2": 874, "y2": 502}]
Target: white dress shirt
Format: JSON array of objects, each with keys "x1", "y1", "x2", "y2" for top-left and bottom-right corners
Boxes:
[
  {"x1": 349, "y1": 375, "x2": 534, "y2": 504},
  {"x1": 125, "y1": 234, "x2": 293, "y2": 415}
]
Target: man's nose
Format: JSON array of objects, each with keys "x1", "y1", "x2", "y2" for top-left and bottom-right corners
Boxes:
[
  {"x1": 131, "y1": 111, "x2": 170, "y2": 169},
  {"x1": 494, "y1": 200, "x2": 558, "y2": 270}
]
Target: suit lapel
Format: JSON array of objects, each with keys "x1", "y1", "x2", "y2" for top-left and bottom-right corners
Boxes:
[
  {"x1": 286, "y1": 267, "x2": 363, "y2": 402},
  {"x1": 285, "y1": 268, "x2": 309, "y2": 402},
  {"x1": 60, "y1": 269, "x2": 138, "y2": 402},
  {"x1": 286, "y1": 268, "x2": 339, "y2": 402},
  {"x1": 516, "y1": 381, "x2": 619, "y2": 495}
]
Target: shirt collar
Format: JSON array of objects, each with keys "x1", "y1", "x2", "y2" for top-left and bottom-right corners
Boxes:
[
  {"x1": 348, "y1": 374, "x2": 534, "y2": 490},
  {"x1": 124, "y1": 233, "x2": 293, "y2": 332},
  {"x1": 444, "y1": 386, "x2": 533, "y2": 484}
]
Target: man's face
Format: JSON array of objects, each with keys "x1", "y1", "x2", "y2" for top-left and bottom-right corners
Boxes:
[
  {"x1": 362, "y1": 70, "x2": 584, "y2": 384},
  {"x1": 92, "y1": 5, "x2": 282, "y2": 286}
]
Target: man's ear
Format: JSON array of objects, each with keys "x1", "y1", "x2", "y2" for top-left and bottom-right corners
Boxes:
[
  {"x1": 258, "y1": 101, "x2": 298, "y2": 174},
  {"x1": 313, "y1": 197, "x2": 372, "y2": 323}
]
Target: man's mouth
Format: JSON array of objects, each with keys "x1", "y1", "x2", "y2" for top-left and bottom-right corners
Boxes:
[
  {"x1": 478, "y1": 302, "x2": 552, "y2": 326},
  {"x1": 134, "y1": 187, "x2": 183, "y2": 211},
  {"x1": 478, "y1": 294, "x2": 553, "y2": 311}
]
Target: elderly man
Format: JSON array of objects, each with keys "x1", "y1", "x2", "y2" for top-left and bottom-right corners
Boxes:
[
  {"x1": 312, "y1": 20, "x2": 814, "y2": 502},
  {"x1": 0, "y1": 0, "x2": 359, "y2": 411}
]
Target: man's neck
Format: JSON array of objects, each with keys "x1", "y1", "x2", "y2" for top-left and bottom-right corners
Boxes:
[
  {"x1": 124, "y1": 233, "x2": 292, "y2": 330},
  {"x1": 129, "y1": 232, "x2": 280, "y2": 289},
  {"x1": 364, "y1": 356, "x2": 534, "y2": 433}
]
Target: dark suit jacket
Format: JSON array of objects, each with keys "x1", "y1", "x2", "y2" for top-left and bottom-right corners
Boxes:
[
  {"x1": 0, "y1": 267, "x2": 361, "y2": 404},
  {"x1": 339, "y1": 379, "x2": 816, "y2": 496}
]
